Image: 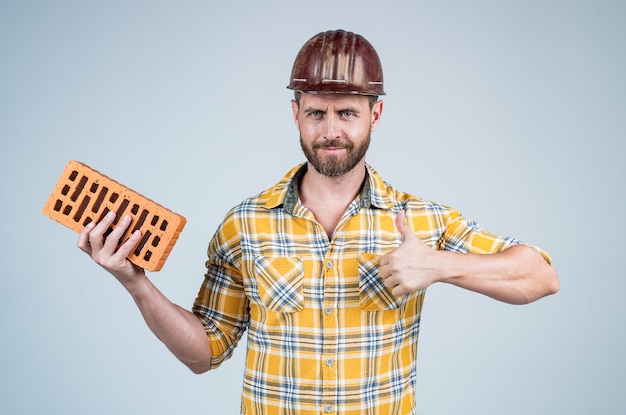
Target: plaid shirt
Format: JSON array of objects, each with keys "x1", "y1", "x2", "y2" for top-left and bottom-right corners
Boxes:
[{"x1": 193, "y1": 163, "x2": 550, "y2": 415}]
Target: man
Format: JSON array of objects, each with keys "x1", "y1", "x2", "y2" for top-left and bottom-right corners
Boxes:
[{"x1": 78, "y1": 30, "x2": 558, "y2": 415}]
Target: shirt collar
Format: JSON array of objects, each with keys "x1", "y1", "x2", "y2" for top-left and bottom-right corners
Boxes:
[{"x1": 263, "y1": 163, "x2": 395, "y2": 213}]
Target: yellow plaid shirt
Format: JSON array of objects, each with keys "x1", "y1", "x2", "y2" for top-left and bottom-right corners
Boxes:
[{"x1": 193, "y1": 163, "x2": 550, "y2": 415}]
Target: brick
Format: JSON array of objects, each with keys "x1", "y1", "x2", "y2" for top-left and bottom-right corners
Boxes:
[{"x1": 42, "y1": 160, "x2": 186, "y2": 272}]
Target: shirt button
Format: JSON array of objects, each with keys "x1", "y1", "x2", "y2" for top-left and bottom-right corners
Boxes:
[
  {"x1": 325, "y1": 260, "x2": 333, "y2": 269},
  {"x1": 325, "y1": 404, "x2": 333, "y2": 413},
  {"x1": 325, "y1": 306, "x2": 333, "y2": 315},
  {"x1": 326, "y1": 358, "x2": 333, "y2": 367}
]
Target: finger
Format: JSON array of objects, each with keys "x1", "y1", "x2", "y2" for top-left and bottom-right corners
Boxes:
[
  {"x1": 391, "y1": 285, "x2": 409, "y2": 297},
  {"x1": 101, "y1": 214, "x2": 134, "y2": 253},
  {"x1": 379, "y1": 265, "x2": 389, "y2": 279},
  {"x1": 395, "y1": 209, "x2": 415, "y2": 242},
  {"x1": 88, "y1": 211, "x2": 117, "y2": 249},
  {"x1": 77, "y1": 221, "x2": 96, "y2": 253},
  {"x1": 382, "y1": 275, "x2": 397, "y2": 289},
  {"x1": 113, "y1": 228, "x2": 143, "y2": 259},
  {"x1": 378, "y1": 255, "x2": 395, "y2": 280}
]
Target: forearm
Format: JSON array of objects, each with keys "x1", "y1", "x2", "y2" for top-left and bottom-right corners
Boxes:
[
  {"x1": 77, "y1": 215, "x2": 214, "y2": 372},
  {"x1": 437, "y1": 244, "x2": 559, "y2": 304},
  {"x1": 127, "y1": 276, "x2": 213, "y2": 374}
]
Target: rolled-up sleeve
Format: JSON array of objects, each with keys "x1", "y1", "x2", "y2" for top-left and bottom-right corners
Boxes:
[
  {"x1": 192, "y1": 215, "x2": 250, "y2": 369},
  {"x1": 437, "y1": 212, "x2": 552, "y2": 264}
]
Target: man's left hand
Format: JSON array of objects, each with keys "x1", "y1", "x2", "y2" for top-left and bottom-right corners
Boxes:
[{"x1": 379, "y1": 210, "x2": 440, "y2": 296}]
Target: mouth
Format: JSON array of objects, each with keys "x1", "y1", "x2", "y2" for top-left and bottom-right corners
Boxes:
[
  {"x1": 316, "y1": 146, "x2": 347, "y2": 156},
  {"x1": 314, "y1": 140, "x2": 350, "y2": 151}
]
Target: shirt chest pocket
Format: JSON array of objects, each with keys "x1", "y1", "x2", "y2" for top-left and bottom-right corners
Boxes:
[
  {"x1": 249, "y1": 256, "x2": 305, "y2": 313},
  {"x1": 358, "y1": 252, "x2": 407, "y2": 311}
]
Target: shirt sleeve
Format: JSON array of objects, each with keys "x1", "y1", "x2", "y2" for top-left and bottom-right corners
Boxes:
[
  {"x1": 437, "y1": 211, "x2": 552, "y2": 264},
  {"x1": 192, "y1": 214, "x2": 250, "y2": 369}
]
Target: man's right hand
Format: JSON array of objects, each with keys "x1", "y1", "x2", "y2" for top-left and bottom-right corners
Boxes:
[{"x1": 77, "y1": 210, "x2": 147, "y2": 292}]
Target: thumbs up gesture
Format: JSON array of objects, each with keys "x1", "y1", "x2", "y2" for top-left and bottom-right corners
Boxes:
[{"x1": 379, "y1": 210, "x2": 441, "y2": 296}]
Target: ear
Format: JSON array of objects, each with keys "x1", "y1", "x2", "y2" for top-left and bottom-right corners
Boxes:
[
  {"x1": 291, "y1": 100, "x2": 300, "y2": 130},
  {"x1": 370, "y1": 99, "x2": 383, "y2": 132}
]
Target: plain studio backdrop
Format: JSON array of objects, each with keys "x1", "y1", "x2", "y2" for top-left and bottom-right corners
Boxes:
[{"x1": 1, "y1": 1, "x2": 624, "y2": 414}]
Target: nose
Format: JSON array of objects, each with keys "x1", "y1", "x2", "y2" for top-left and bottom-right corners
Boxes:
[{"x1": 324, "y1": 113, "x2": 341, "y2": 139}]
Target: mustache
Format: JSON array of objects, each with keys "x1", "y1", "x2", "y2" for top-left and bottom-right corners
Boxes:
[{"x1": 313, "y1": 139, "x2": 352, "y2": 150}]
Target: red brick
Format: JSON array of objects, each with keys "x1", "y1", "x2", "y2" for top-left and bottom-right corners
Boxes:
[{"x1": 42, "y1": 160, "x2": 186, "y2": 272}]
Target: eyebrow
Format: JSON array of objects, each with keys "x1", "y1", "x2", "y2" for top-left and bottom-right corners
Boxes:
[
  {"x1": 302, "y1": 106, "x2": 361, "y2": 115},
  {"x1": 302, "y1": 107, "x2": 323, "y2": 114}
]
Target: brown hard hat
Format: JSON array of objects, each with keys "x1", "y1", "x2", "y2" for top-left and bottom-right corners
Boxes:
[{"x1": 287, "y1": 30, "x2": 385, "y2": 96}]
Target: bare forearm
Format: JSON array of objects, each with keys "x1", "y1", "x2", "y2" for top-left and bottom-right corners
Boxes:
[
  {"x1": 127, "y1": 276, "x2": 213, "y2": 373},
  {"x1": 77, "y1": 214, "x2": 213, "y2": 372},
  {"x1": 438, "y1": 245, "x2": 559, "y2": 304}
]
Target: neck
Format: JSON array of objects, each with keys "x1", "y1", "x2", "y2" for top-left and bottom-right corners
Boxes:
[
  {"x1": 299, "y1": 161, "x2": 366, "y2": 211},
  {"x1": 298, "y1": 162, "x2": 366, "y2": 239}
]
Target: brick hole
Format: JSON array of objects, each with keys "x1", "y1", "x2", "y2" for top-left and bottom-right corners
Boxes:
[
  {"x1": 69, "y1": 170, "x2": 78, "y2": 181},
  {"x1": 70, "y1": 176, "x2": 88, "y2": 202},
  {"x1": 110, "y1": 193, "x2": 119, "y2": 203},
  {"x1": 61, "y1": 184, "x2": 70, "y2": 196},
  {"x1": 73, "y1": 195, "x2": 91, "y2": 222},
  {"x1": 92, "y1": 186, "x2": 108, "y2": 213},
  {"x1": 90, "y1": 183, "x2": 99, "y2": 193},
  {"x1": 114, "y1": 199, "x2": 130, "y2": 225},
  {"x1": 133, "y1": 230, "x2": 152, "y2": 257},
  {"x1": 54, "y1": 200, "x2": 63, "y2": 212},
  {"x1": 131, "y1": 209, "x2": 149, "y2": 234},
  {"x1": 63, "y1": 205, "x2": 72, "y2": 215},
  {"x1": 160, "y1": 220, "x2": 168, "y2": 231},
  {"x1": 151, "y1": 236, "x2": 161, "y2": 247}
]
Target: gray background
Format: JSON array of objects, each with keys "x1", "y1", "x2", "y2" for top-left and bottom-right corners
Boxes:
[{"x1": 2, "y1": 0, "x2": 624, "y2": 414}]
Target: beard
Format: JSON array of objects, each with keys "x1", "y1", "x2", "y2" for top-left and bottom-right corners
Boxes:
[{"x1": 300, "y1": 134, "x2": 370, "y2": 177}]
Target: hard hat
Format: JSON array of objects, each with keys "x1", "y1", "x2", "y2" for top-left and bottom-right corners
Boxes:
[{"x1": 287, "y1": 30, "x2": 385, "y2": 96}]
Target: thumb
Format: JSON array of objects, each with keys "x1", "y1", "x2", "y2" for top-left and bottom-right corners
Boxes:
[{"x1": 395, "y1": 210, "x2": 415, "y2": 242}]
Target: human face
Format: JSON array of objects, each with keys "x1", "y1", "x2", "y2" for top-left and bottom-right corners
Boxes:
[{"x1": 291, "y1": 94, "x2": 383, "y2": 177}]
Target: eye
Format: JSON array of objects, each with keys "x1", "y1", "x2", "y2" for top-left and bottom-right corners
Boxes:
[
  {"x1": 340, "y1": 111, "x2": 356, "y2": 119},
  {"x1": 307, "y1": 110, "x2": 324, "y2": 119}
]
